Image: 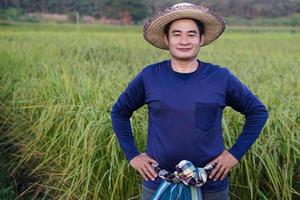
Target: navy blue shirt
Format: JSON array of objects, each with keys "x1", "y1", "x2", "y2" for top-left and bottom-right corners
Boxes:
[{"x1": 110, "y1": 60, "x2": 268, "y2": 192}]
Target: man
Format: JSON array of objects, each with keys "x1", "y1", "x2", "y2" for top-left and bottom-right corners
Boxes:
[{"x1": 110, "y1": 3, "x2": 268, "y2": 200}]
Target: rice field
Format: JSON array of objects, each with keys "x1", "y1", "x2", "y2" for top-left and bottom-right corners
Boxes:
[{"x1": 0, "y1": 23, "x2": 300, "y2": 200}]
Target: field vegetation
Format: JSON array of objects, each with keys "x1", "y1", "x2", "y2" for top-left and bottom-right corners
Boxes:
[{"x1": 0, "y1": 24, "x2": 300, "y2": 199}]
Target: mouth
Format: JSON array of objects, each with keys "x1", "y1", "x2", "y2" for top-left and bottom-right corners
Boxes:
[{"x1": 177, "y1": 48, "x2": 191, "y2": 52}]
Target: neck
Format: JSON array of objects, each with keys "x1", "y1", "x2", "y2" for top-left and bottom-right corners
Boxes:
[{"x1": 170, "y1": 58, "x2": 199, "y2": 73}]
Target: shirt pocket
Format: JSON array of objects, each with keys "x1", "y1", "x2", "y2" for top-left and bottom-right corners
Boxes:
[{"x1": 195, "y1": 102, "x2": 219, "y2": 131}]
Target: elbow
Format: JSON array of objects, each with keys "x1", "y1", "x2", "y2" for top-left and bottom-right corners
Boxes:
[
  {"x1": 245, "y1": 104, "x2": 269, "y2": 123},
  {"x1": 110, "y1": 103, "x2": 120, "y2": 119},
  {"x1": 110, "y1": 102, "x2": 131, "y2": 120},
  {"x1": 258, "y1": 104, "x2": 269, "y2": 122},
  {"x1": 255, "y1": 104, "x2": 269, "y2": 124}
]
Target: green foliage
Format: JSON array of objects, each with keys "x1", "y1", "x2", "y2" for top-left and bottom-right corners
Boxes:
[
  {"x1": 0, "y1": 187, "x2": 15, "y2": 200},
  {"x1": 101, "y1": 0, "x2": 148, "y2": 23},
  {"x1": 0, "y1": 8, "x2": 38, "y2": 23},
  {"x1": 0, "y1": 24, "x2": 300, "y2": 199},
  {"x1": 68, "y1": 11, "x2": 80, "y2": 23},
  {"x1": 123, "y1": 0, "x2": 149, "y2": 23},
  {"x1": 0, "y1": 8, "x2": 21, "y2": 20},
  {"x1": 0, "y1": 153, "x2": 17, "y2": 200}
]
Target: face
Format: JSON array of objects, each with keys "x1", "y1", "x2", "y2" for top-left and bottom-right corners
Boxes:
[{"x1": 164, "y1": 19, "x2": 204, "y2": 61}]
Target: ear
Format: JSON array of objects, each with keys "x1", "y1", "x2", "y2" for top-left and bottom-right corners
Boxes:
[
  {"x1": 199, "y1": 35, "x2": 204, "y2": 46},
  {"x1": 163, "y1": 34, "x2": 169, "y2": 46}
]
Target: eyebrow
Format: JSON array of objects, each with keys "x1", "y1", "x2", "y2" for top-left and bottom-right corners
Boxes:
[
  {"x1": 171, "y1": 29, "x2": 198, "y2": 34},
  {"x1": 188, "y1": 30, "x2": 198, "y2": 34}
]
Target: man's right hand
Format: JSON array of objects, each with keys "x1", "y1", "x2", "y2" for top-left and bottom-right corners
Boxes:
[{"x1": 129, "y1": 153, "x2": 158, "y2": 181}]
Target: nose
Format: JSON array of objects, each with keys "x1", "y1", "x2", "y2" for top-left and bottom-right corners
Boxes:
[{"x1": 179, "y1": 35, "x2": 190, "y2": 45}]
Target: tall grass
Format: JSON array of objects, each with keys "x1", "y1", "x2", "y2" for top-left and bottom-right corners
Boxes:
[{"x1": 0, "y1": 24, "x2": 300, "y2": 199}]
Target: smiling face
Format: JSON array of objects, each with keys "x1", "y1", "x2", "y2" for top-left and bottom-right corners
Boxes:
[{"x1": 164, "y1": 18, "x2": 204, "y2": 62}]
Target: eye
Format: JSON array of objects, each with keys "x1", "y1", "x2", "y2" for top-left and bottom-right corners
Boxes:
[{"x1": 173, "y1": 33, "x2": 181, "y2": 37}]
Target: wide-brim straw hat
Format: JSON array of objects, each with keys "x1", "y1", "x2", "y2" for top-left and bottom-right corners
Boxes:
[{"x1": 143, "y1": 3, "x2": 226, "y2": 50}]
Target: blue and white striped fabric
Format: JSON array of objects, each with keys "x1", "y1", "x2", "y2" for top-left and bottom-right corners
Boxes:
[{"x1": 151, "y1": 160, "x2": 215, "y2": 200}]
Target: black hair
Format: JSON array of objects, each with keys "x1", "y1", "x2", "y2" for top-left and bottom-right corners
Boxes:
[{"x1": 163, "y1": 18, "x2": 205, "y2": 38}]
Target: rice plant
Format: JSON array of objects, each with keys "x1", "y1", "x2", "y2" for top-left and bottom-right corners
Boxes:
[{"x1": 0, "y1": 24, "x2": 299, "y2": 200}]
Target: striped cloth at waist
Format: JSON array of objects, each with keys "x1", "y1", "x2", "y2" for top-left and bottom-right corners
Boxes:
[{"x1": 150, "y1": 160, "x2": 215, "y2": 200}]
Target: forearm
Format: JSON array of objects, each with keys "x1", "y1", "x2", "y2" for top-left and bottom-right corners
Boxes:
[
  {"x1": 111, "y1": 108, "x2": 140, "y2": 161},
  {"x1": 228, "y1": 105, "x2": 269, "y2": 160}
]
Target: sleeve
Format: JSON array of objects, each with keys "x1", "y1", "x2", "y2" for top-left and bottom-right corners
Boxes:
[
  {"x1": 110, "y1": 70, "x2": 146, "y2": 161},
  {"x1": 225, "y1": 69, "x2": 269, "y2": 161}
]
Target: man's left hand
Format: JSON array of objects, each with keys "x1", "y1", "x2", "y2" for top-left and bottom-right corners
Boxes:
[{"x1": 205, "y1": 150, "x2": 239, "y2": 181}]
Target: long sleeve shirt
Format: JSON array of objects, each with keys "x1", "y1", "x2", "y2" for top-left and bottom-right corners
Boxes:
[{"x1": 110, "y1": 59, "x2": 269, "y2": 192}]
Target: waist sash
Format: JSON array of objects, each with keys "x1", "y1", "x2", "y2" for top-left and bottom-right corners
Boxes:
[{"x1": 151, "y1": 160, "x2": 215, "y2": 200}]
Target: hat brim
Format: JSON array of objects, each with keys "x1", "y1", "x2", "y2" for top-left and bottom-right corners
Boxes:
[{"x1": 143, "y1": 5, "x2": 226, "y2": 50}]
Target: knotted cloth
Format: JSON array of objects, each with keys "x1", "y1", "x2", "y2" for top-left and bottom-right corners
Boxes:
[{"x1": 150, "y1": 160, "x2": 215, "y2": 200}]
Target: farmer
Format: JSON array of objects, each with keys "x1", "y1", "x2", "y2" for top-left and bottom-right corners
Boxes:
[{"x1": 110, "y1": 3, "x2": 268, "y2": 200}]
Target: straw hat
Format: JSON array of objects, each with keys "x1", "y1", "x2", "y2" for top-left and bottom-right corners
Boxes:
[{"x1": 143, "y1": 3, "x2": 226, "y2": 50}]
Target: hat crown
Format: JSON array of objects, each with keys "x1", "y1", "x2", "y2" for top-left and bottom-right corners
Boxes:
[{"x1": 171, "y1": 3, "x2": 195, "y2": 8}]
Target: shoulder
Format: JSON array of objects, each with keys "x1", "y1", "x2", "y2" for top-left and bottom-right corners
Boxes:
[
  {"x1": 139, "y1": 60, "x2": 169, "y2": 79},
  {"x1": 142, "y1": 60, "x2": 168, "y2": 72},
  {"x1": 201, "y1": 60, "x2": 231, "y2": 77}
]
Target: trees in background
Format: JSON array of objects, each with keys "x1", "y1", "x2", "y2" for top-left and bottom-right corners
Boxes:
[
  {"x1": 100, "y1": 0, "x2": 148, "y2": 23},
  {"x1": 0, "y1": 0, "x2": 148, "y2": 23},
  {"x1": 1, "y1": 0, "x2": 300, "y2": 23},
  {"x1": 200, "y1": 0, "x2": 300, "y2": 19}
]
